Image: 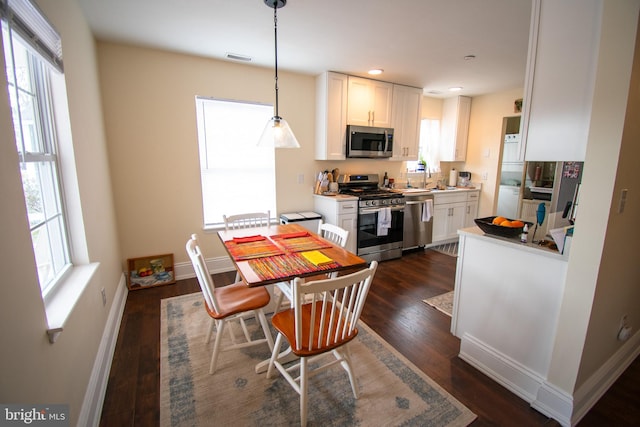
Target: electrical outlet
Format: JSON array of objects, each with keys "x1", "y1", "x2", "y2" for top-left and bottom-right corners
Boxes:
[
  {"x1": 482, "y1": 171, "x2": 488, "y2": 180},
  {"x1": 617, "y1": 315, "x2": 632, "y2": 341},
  {"x1": 101, "y1": 287, "x2": 107, "y2": 306},
  {"x1": 297, "y1": 173, "x2": 304, "y2": 184}
]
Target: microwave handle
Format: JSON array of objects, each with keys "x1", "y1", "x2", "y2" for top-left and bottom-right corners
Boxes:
[{"x1": 384, "y1": 130, "x2": 389, "y2": 153}]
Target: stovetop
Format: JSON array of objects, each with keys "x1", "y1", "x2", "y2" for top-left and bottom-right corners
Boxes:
[{"x1": 337, "y1": 173, "x2": 404, "y2": 206}]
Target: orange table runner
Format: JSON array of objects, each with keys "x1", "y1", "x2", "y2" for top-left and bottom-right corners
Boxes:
[
  {"x1": 248, "y1": 252, "x2": 340, "y2": 281},
  {"x1": 269, "y1": 232, "x2": 332, "y2": 253},
  {"x1": 224, "y1": 238, "x2": 284, "y2": 260}
]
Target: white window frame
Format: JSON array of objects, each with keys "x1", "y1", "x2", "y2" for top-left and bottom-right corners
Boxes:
[
  {"x1": 195, "y1": 96, "x2": 277, "y2": 228},
  {"x1": 2, "y1": 0, "x2": 97, "y2": 343}
]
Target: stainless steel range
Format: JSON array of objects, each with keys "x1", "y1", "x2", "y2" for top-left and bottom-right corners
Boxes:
[{"x1": 338, "y1": 174, "x2": 405, "y2": 262}]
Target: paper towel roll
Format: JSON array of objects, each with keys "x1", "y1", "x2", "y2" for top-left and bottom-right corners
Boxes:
[{"x1": 449, "y1": 169, "x2": 457, "y2": 187}]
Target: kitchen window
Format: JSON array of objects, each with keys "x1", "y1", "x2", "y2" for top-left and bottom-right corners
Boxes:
[
  {"x1": 407, "y1": 118, "x2": 441, "y2": 172},
  {"x1": 195, "y1": 97, "x2": 276, "y2": 227}
]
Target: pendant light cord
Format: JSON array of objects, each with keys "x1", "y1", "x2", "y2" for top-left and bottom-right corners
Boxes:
[{"x1": 272, "y1": 2, "x2": 280, "y2": 118}]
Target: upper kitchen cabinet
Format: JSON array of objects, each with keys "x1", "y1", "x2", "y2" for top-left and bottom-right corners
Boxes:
[
  {"x1": 391, "y1": 84, "x2": 423, "y2": 160},
  {"x1": 440, "y1": 95, "x2": 471, "y2": 162},
  {"x1": 347, "y1": 76, "x2": 393, "y2": 127},
  {"x1": 520, "y1": 0, "x2": 600, "y2": 161},
  {"x1": 316, "y1": 72, "x2": 348, "y2": 160}
]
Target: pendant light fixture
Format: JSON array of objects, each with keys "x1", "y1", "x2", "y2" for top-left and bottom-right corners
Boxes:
[{"x1": 258, "y1": 0, "x2": 300, "y2": 148}]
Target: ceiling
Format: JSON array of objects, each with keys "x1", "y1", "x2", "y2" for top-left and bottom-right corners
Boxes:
[{"x1": 76, "y1": 0, "x2": 532, "y2": 98}]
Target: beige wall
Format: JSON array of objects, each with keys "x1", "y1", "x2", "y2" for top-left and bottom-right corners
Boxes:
[
  {"x1": 575, "y1": 6, "x2": 640, "y2": 389},
  {"x1": 0, "y1": 0, "x2": 122, "y2": 424},
  {"x1": 546, "y1": 0, "x2": 640, "y2": 396},
  {"x1": 466, "y1": 88, "x2": 524, "y2": 217},
  {"x1": 97, "y1": 42, "x2": 320, "y2": 264}
]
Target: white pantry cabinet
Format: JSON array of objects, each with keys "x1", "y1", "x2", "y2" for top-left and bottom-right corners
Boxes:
[
  {"x1": 440, "y1": 96, "x2": 471, "y2": 162},
  {"x1": 315, "y1": 72, "x2": 348, "y2": 160},
  {"x1": 347, "y1": 76, "x2": 393, "y2": 127},
  {"x1": 520, "y1": 0, "x2": 600, "y2": 161},
  {"x1": 313, "y1": 195, "x2": 358, "y2": 254},
  {"x1": 391, "y1": 84, "x2": 423, "y2": 160}
]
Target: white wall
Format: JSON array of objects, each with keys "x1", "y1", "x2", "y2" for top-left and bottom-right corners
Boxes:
[{"x1": 0, "y1": 1, "x2": 122, "y2": 424}]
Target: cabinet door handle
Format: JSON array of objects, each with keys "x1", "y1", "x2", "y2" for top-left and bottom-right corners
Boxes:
[{"x1": 371, "y1": 110, "x2": 375, "y2": 125}]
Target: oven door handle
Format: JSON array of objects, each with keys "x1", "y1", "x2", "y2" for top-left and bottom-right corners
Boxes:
[{"x1": 360, "y1": 206, "x2": 405, "y2": 214}]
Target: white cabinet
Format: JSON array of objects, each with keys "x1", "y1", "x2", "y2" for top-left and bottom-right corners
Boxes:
[
  {"x1": 315, "y1": 72, "x2": 348, "y2": 160},
  {"x1": 313, "y1": 195, "x2": 358, "y2": 253},
  {"x1": 440, "y1": 96, "x2": 471, "y2": 162},
  {"x1": 391, "y1": 84, "x2": 422, "y2": 160},
  {"x1": 432, "y1": 192, "x2": 467, "y2": 243},
  {"x1": 520, "y1": 0, "x2": 599, "y2": 161},
  {"x1": 464, "y1": 190, "x2": 479, "y2": 228},
  {"x1": 347, "y1": 76, "x2": 393, "y2": 127}
]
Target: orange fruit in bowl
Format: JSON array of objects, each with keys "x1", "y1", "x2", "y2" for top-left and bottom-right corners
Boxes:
[
  {"x1": 492, "y1": 216, "x2": 507, "y2": 225},
  {"x1": 510, "y1": 220, "x2": 525, "y2": 228},
  {"x1": 499, "y1": 219, "x2": 512, "y2": 227}
]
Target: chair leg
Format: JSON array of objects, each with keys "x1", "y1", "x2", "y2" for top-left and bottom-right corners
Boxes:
[
  {"x1": 266, "y1": 333, "x2": 283, "y2": 379},
  {"x1": 204, "y1": 318, "x2": 215, "y2": 344},
  {"x1": 209, "y1": 319, "x2": 225, "y2": 374},
  {"x1": 336, "y1": 346, "x2": 359, "y2": 398},
  {"x1": 255, "y1": 309, "x2": 274, "y2": 351},
  {"x1": 300, "y1": 357, "x2": 308, "y2": 427},
  {"x1": 273, "y1": 290, "x2": 285, "y2": 313}
]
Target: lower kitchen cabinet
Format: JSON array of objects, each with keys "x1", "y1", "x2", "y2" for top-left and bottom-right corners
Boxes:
[
  {"x1": 464, "y1": 190, "x2": 479, "y2": 228},
  {"x1": 432, "y1": 190, "x2": 479, "y2": 243},
  {"x1": 313, "y1": 195, "x2": 358, "y2": 254}
]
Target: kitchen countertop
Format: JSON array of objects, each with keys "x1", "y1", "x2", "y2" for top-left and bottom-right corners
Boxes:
[{"x1": 458, "y1": 226, "x2": 568, "y2": 260}]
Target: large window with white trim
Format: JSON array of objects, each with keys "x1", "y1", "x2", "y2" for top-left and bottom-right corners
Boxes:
[
  {"x1": 195, "y1": 97, "x2": 276, "y2": 227},
  {"x1": 2, "y1": 0, "x2": 71, "y2": 294}
]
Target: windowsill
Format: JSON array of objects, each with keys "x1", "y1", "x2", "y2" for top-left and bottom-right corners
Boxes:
[{"x1": 44, "y1": 262, "x2": 100, "y2": 343}]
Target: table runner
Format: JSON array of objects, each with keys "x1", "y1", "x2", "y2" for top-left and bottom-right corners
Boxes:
[
  {"x1": 269, "y1": 234, "x2": 332, "y2": 253},
  {"x1": 248, "y1": 252, "x2": 340, "y2": 281},
  {"x1": 224, "y1": 238, "x2": 284, "y2": 260}
]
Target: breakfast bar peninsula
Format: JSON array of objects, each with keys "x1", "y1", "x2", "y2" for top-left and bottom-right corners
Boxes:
[{"x1": 451, "y1": 226, "x2": 571, "y2": 413}]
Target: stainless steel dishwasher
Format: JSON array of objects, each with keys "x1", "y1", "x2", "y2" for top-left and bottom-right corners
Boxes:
[{"x1": 403, "y1": 193, "x2": 434, "y2": 250}]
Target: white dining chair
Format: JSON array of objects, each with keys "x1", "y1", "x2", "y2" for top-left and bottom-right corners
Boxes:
[
  {"x1": 273, "y1": 221, "x2": 350, "y2": 312},
  {"x1": 186, "y1": 234, "x2": 274, "y2": 374},
  {"x1": 223, "y1": 211, "x2": 271, "y2": 230},
  {"x1": 223, "y1": 210, "x2": 271, "y2": 282},
  {"x1": 267, "y1": 261, "x2": 378, "y2": 427}
]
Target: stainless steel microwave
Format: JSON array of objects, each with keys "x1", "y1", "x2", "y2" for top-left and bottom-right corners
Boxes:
[{"x1": 346, "y1": 125, "x2": 394, "y2": 158}]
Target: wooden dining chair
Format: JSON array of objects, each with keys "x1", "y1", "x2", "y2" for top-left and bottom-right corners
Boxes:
[
  {"x1": 223, "y1": 210, "x2": 271, "y2": 282},
  {"x1": 266, "y1": 261, "x2": 378, "y2": 427},
  {"x1": 186, "y1": 234, "x2": 274, "y2": 374}
]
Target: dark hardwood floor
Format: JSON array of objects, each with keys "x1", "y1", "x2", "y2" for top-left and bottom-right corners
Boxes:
[{"x1": 100, "y1": 249, "x2": 639, "y2": 426}]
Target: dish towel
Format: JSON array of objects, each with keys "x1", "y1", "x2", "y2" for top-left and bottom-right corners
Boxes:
[
  {"x1": 422, "y1": 200, "x2": 433, "y2": 222},
  {"x1": 377, "y1": 207, "x2": 391, "y2": 236}
]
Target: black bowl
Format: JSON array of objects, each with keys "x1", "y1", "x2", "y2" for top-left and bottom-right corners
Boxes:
[{"x1": 474, "y1": 216, "x2": 533, "y2": 239}]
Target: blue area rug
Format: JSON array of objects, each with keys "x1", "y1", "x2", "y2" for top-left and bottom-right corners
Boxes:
[{"x1": 160, "y1": 292, "x2": 476, "y2": 426}]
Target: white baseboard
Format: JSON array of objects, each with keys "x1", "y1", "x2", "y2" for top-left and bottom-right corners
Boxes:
[
  {"x1": 459, "y1": 333, "x2": 544, "y2": 403},
  {"x1": 570, "y1": 331, "x2": 640, "y2": 425},
  {"x1": 532, "y1": 382, "x2": 573, "y2": 426},
  {"x1": 77, "y1": 274, "x2": 129, "y2": 427},
  {"x1": 175, "y1": 256, "x2": 235, "y2": 280}
]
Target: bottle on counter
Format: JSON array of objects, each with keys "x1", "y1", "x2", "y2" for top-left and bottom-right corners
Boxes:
[
  {"x1": 383, "y1": 172, "x2": 389, "y2": 187},
  {"x1": 520, "y1": 224, "x2": 529, "y2": 243}
]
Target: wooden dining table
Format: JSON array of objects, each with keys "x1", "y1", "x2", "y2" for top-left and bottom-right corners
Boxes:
[
  {"x1": 218, "y1": 223, "x2": 368, "y2": 373},
  {"x1": 217, "y1": 223, "x2": 367, "y2": 287}
]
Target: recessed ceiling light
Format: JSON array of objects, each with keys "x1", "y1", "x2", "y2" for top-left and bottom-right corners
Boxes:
[
  {"x1": 449, "y1": 87, "x2": 463, "y2": 92},
  {"x1": 368, "y1": 69, "x2": 384, "y2": 75},
  {"x1": 226, "y1": 52, "x2": 252, "y2": 62}
]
